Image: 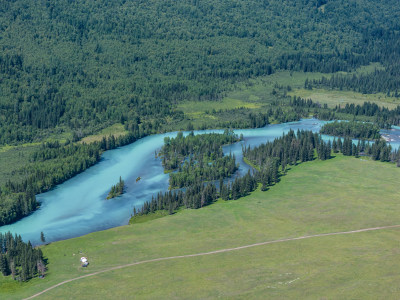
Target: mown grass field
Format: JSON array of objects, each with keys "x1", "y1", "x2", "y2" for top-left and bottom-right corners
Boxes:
[{"x1": 2, "y1": 154, "x2": 400, "y2": 299}]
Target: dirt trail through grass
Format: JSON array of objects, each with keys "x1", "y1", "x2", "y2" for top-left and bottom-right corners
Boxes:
[{"x1": 24, "y1": 224, "x2": 400, "y2": 299}]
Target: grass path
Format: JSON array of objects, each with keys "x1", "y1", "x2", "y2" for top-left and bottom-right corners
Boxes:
[{"x1": 24, "y1": 223, "x2": 400, "y2": 299}]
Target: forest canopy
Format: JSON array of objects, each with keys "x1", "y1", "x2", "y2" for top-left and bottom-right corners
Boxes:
[
  {"x1": 1, "y1": 0, "x2": 400, "y2": 144},
  {"x1": 1, "y1": 0, "x2": 400, "y2": 226}
]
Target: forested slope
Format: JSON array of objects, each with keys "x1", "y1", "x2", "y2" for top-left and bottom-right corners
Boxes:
[
  {"x1": 1, "y1": 0, "x2": 400, "y2": 144},
  {"x1": 1, "y1": 0, "x2": 400, "y2": 225}
]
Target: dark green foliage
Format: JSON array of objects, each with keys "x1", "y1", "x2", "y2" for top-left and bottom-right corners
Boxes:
[
  {"x1": 244, "y1": 129, "x2": 332, "y2": 190},
  {"x1": 0, "y1": 188, "x2": 37, "y2": 227},
  {"x1": 134, "y1": 130, "x2": 330, "y2": 218},
  {"x1": 107, "y1": 177, "x2": 125, "y2": 199},
  {"x1": 333, "y1": 102, "x2": 400, "y2": 128},
  {"x1": 321, "y1": 121, "x2": 381, "y2": 139},
  {"x1": 288, "y1": 95, "x2": 400, "y2": 129},
  {"x1": 210, "y1": 109, "x2": 271, "y2": 129},
  {"x1": 342, "y1": 137, "x2": 353, "y2": 156},
  {"x1": 332, "y1": 136, "x2": 399, "y2": 164},
  {"x1": 243, "y1": 129, "x2": 328, "y2": 167},
  {"x1": 309, "y1": 31, "x2": 400, "y2": 95},
  {"x1": 0, "y1": 130, "x2": 144, "y2": 226},
  {"x1": 0, "y1": 232, "x2": 46, "y2": 281},
  {"x1": 2, "y1": 0, "x2": 400, "y2": 225},
  {"x1": 159, "y1": 130, "x2": 240, "y2": 188},
  {"x1": 134, "y1": 182, "x2": 218, "y2": 216},
  {"x1": 230, "y1": 171, "x2": 258, "y2": 200},
  {"x1": 134, "y1": 172, "x2": 258, "y2": 216},
  {"x1": 40, "y1": 232, "x2": 45, "y2": 243},
  {"x1": 1, "y1": 0, "x2": 399, "y2": 145},
  {"x1": 170, "y1": 155, "x2": 238, "y2": 188},
  {"x1": 133, "y1": 128, "x2": 400, "y2": 220}
]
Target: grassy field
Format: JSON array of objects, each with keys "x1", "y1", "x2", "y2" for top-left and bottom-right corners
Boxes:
[
  {"x1": 177, "y1": 64, "x2": 399, "y2": 128},
  {"x1": 79, "y1": 123, "x2": 128, "y2": 144},
  {"x1": 2, "y1": 154, "x2": 400, "y2": 299},
  {"x1": 289, "y1": 88, "x2": 400, "y2": 109}
]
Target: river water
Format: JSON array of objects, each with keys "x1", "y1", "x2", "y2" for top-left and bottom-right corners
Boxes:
[{"x1": 1, "y1": 119, "x2": 399, "y2": 245}]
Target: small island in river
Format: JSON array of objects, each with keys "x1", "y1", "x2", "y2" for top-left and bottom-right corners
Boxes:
[{"x1": 106, "y1": 176, "x2": 125, "y2": 199}]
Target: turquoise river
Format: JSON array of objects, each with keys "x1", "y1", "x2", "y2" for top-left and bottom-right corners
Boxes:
[{"x1": 1, "y1": 119, "x2": 400, "y2": 244}]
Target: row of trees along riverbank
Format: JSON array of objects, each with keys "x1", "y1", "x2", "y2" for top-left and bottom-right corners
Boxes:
[
  {"x1": 159, "y1": 130, "x2": 241, "y2": 188},
  {"x1": 133, "y1": 129, "x2": 400, "y2": 220},
  {"x1": 133, "y1": 130, "x2": 332, "y2": 218},
  {"x1": 320, "y1": 121, "x2": 380, "y2": 139}
]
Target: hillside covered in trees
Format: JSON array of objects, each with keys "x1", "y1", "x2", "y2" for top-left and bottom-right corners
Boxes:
[
  {"x1": 1, "y1": 0, "x2": 400, "y2": 144},
  {"x1": 1, "y1": 0, "x2": 400, "y2": 225}
]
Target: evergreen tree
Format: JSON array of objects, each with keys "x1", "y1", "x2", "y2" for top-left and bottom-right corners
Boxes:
[{"x1": 40, "y1": 232, "x2": 45, "y2": 244}]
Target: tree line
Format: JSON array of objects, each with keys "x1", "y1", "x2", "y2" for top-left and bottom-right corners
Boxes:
[
  {"x1": 0, "y1": 232, "x2": 46, "y2": 282},
  {"x1": 1, "y1": 0, "x2": 399, "y2": 146},
  {"x1": 288, "y1": 95, "x2": 400, "y2": 129},
  {"x1": 170, "y1": 155, "x2": 237, "y2": 189},
  {"x1": 332, "y1": 102, "x2": 400, "y2": 128},
  {"x1": 243, "y1": 129, "x2": 332, "y2": 190},
  {"x1": 133, "y1": 171, "x2": 258, "y2": 217},
  {"x1": 133, "y1": 129, "x2": 332, "y2": 218},
  {"x1": 306, "y1": 32, "x2": 400, "y2": 96},
  {"x1": 159, "y1": 131, "x2": 241, "y2": 188},
  {"x1": 133, "y1": 127, "x2": 400, "y2": 220},
  {"x1": 320, "y1": 121, "x2": 381, "y2": 140},
  {"x1": 0, "y1": 127, "x2": 150, "y2": 226},
  {"x1": 332, "y1": 137, "x2": 398, "y2": 164}
]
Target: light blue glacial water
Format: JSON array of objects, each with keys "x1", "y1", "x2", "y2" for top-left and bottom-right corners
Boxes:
[{"x1": 1, "y1": 119, "x2": 399, "y2": 245}]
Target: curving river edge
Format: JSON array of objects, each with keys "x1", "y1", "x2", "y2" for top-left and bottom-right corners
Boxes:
[{"x1": 1, "y1": 119, "x2": 400, "y2": 245}]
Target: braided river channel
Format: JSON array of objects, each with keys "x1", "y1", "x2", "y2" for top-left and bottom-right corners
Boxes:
[{"x1": 1, "y1": 119, "x2": 400, "y2": 245}]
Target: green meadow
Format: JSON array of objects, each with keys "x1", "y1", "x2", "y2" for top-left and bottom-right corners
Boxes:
[
  {"x1": 290, "y1": 88, "x2": 400, "y2": 109},
  {"x1": 79, "y1": 123, "x2": 128, "y2": 144},
  {"x1": 2, "y1": 154, "x2": 400, "y2": 299},
  {"x1": 178, "y1": 65, "x2": 399, "y2": 129}
]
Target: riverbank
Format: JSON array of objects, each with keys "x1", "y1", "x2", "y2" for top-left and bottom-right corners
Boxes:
[
  {"x1": 0, "y1": 119, "x2": 325, "y2": 244},
  {"x1": 1, "y1": 119, "x2": 400, "y2": 245},
  {"x1": 2, "y1": 154, "x2": 400, "y2": 299}
]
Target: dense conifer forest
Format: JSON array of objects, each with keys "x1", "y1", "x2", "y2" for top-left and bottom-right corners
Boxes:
[
  {"x1": 1, "y1": 0, "x2": 400, "y2": 144},
  {"x1": 320, "y1": 121, "x2": 380, "y2": 139},
  {"x1": 159, "y1": 131, "x2": 240, "y2": 188},
  {"x1": 0, "y1": 232, "x2": 46, "y2": 282},
  {"x1": 1, "y1": 0, "x2": 400, "y2": 226}
]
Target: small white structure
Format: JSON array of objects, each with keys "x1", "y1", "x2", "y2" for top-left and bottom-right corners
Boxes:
[{"x1": 80, "y1": 257, "x2": 89, "y2": 267}]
